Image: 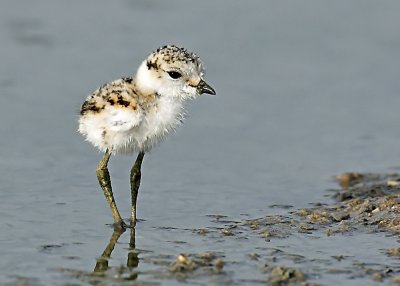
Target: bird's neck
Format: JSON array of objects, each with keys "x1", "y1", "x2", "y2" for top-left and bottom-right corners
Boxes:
[{"x1": 134, "y1": 61, "x2": 161, "y2": 96}]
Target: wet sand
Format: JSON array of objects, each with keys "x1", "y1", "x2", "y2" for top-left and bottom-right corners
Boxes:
[{"x1": 16, "y1": 173, "x2": 396, "y2": 285}]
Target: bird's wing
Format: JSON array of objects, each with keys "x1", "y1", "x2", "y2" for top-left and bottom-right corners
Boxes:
[{"x1": 80, "y1": 78, "x2": 144, "y2": 132}]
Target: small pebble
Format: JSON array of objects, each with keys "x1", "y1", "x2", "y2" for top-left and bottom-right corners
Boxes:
[
  {"x1": 214, "y1": 258, "x2": 224, "y2": 269},
  {"x1": 222, "y1": 229, "x2": 234, "y2": 236}
]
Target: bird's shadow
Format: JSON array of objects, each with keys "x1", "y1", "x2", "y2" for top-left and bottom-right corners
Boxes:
[{"x1": 93, "y1": 226, "x2": 139, "y2": 279}]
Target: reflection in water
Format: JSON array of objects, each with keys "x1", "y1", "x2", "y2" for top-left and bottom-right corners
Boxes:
[{"x1": 93, "y1": 227, "x2": 139, "y2": 279}]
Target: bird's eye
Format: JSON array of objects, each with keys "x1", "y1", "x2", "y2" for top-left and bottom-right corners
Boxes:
[{"x1": 167, "y1": 71, "x2": 182, "y2": 79}]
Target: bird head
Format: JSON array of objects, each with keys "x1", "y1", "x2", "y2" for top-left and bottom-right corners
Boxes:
[{"x1": 136, "y1": 45, "x2": 215, "y2": 100}]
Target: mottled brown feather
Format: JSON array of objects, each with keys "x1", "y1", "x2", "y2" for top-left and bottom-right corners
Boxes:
[{"x1": 80, "y1": 78, "x2": 146, "y2": 116}]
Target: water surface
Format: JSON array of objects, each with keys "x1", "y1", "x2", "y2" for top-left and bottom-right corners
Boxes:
[{"x1": 1, "y1": 1, "x2": 400, "y2": 285}]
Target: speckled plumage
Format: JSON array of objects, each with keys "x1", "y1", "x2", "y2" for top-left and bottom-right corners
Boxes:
[
  {"x1": 79, "y1": 45, "x2": 214, "y2": 154},
  {"x1": 78, "y1": 45, "x2": 215, "y2": 227}
]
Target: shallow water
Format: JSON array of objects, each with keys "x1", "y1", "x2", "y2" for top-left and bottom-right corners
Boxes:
[{"x1": 1, "y1": 0, "x2": 400, "y2": 285}]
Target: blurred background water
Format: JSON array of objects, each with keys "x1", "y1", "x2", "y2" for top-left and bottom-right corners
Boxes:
[{"x1": 1, "y1": 0, "x2": 400, "y2": 285}]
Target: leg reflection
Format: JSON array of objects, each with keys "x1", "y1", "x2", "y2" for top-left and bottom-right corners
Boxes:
[
  {"x1": 93, "y1": 228, "x2": 125, "y2": 273},
  {"x1": 127, "y1": 227, "x2": 139, "y2": 278},
  {"x1": 93, "y1": 227, "x2": 139, "y2": 278}
]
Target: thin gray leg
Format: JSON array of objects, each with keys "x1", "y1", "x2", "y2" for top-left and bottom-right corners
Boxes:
[
  {"x1": 96, "y1": 149, "x2": 126, "y2": 229},
  {"x1": 130, "y1": 152, "x2": 145, "y2": 227}
]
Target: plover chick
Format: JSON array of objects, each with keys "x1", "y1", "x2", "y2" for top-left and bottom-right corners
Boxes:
[{"x1": 79, "y1": 45, "x2": 215, "y2": 228}]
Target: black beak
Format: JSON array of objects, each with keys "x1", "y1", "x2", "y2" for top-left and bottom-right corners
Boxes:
[{"x1": 196, "y1": 79, "x2": 216, "y2": 95}]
